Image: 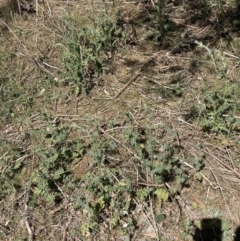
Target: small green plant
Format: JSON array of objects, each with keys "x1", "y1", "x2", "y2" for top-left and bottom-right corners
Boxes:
[
  {"x1": 2, "y1": 0, "x2": 240, "y2": 240},
  {"x1": 195, "y1": 40, "x2": 229, "y2": 79},
  {"x1": 194, "y1": 40, "x2": 217, "y2": 73},
  {"x1": 199, "y1": 0, "x2": 211, "y2": 17},
  {"x1": 0, "y1": 141, "x2": 26, "y2": 198},
  {"x1": 155, "y1": 0, "x2": 167, "y2": 40},
  {"x1": 33, "y1": 126, "x2": 85, "y2": 202},
  {"x1": 183, "y1": 220, "x2": 196, "y2": 240},
  {"x1": 59, "y1": 114, "x2": 206, "y2": 237},
  {"x1": 61, "y1": 11, "x2": 125, "y2": 95},
  {"x1": 199, "y1": 84, "x2": 240, "y2": 134},
  {"x1": 61, "y1": 23, "x2": 103, "y2": 95},
  {"x1": 78, "y1": 169, "x2": 133, "y2": 235},
  {"x1": 216, "y1": 0, "x2": 225, "y2": 12}
]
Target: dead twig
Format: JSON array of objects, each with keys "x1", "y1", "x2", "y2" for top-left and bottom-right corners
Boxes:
[
  {"x1": 24, "y1": 190, "x2": 33, "y2": 241},
  {"x1": 112, "y1": 57, "x2": 155, "y2": 99},
  {"x1": 187, "y1": 141, "x2": 240, "y2": 179},
  {"x1": 149, "y1": 197, "x2": 160, "y2": 241}
]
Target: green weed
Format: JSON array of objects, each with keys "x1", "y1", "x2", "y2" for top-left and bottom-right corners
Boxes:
[
  {"x1": 61, "y1": 11, "x2": 125, "y2": 95},
  {"x1": 199, "y1": 0, "x2": 211, "y2": 17},
  {"x1": 150, "y1": 0, "x2": 175, "y2": 43},
  {"x1": 65, "y1": 114, "x2": 206, "y2": 236},
  {"x1": 155, "y1": 0, "x2": 166, "y2": 41},
  {"x1": 30, "y1": 125, "x2": 85, "y2": 204},
  {"x1": 1, "y1": 0, "x2": 240, "y2": 239},
  {"x1": 199, "y1": 84, "x2": 240, "y2": 134}
]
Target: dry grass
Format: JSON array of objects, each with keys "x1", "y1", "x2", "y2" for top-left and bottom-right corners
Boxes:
[{"x1": 0, "y1": 0, "x2": 240, "y2": 240}]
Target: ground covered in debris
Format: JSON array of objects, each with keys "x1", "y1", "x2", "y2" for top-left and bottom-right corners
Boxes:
[{"x1": 0, "y1": 0, "x2": 240, "y2": 240}]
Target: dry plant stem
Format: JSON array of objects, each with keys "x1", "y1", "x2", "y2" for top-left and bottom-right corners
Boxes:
[
  {"x1": 1, "y1": 20, "x2": 24, "y2": 46},
  {"x1": 209, "y1": 167, "x2": 232, "y2": 217},
  {"x1": 164, "y1": 182, "x2": 182, "y2": 216},
  {"x1": 133, "y1": 198, "x2": 159, "y2": 240},
  {"x1": 205, "y1": 146, "x2": 240, "y2": 179},
  {"x1": 150, "y1": 0, "x2": 155, "y2": 7},
  {"x1": 181, "y1": 160, "x2": 218, "y2": 189},
  {"x1": 54, "y1": 182, "x2": 68, "y2": 200},
  {"x1": 34, "y1": 58, "x2": 55, "y2": 77},
  {"x1": 224, "y1": 51, "x2": 240, "y2": 60},
  {"x1": 0, "y1": 223, "x2": 9, "y2": 236},
  {"x1": 62, "y1": 217, "x2": 71, "y2": 241},
  {"x1": 35, "y1": 0, "x2": 39, "y2": 44},
  {"x1": 187, "y1": 142, "x2": 240, "y2": 179},
  {"x1": 49, "y1": 201, "x2": 67, "y2": 216},
  {"x1": 112, "y1": 70, "x2": 141, "y2": 99},
  {"x1": 149, "y1": 197, "x2": 160, "y2": 241},
  {"x1": 0, "y1": 152, "x2": 8, "y2": 161},
  {"x1": 226, "y1": 148, "x2": 236, "y2": 170},
  {"x1": 108, "y1": 167, "x2": 120, "y2": 182},
  {"x1": 24, "y1": 190, "x2": 33, "y2": 241},
  {"x1": 113, "y1": 57, "x2": 155, "y2": 99},
  {"x1": 1, "y1": 20, "x2": 55, "y2": 77},
  {"x1": 42, "y1": 61, "x2": 60, "y2": 70},
  {"x1": 168, "y1": 110, "x2": 180, "y2": 146},
  {"x1": 17, "y1": 0, "x2": 21, "y2": 14},
  {"x1": 44, "y1": 0, "x2": 52, "y2": 16}
]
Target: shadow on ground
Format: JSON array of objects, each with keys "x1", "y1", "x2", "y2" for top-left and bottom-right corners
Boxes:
[{"x1": 193, "y1": 218, "x2": 240, "y2": 241}]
